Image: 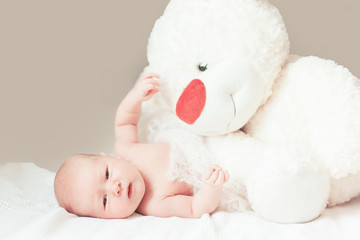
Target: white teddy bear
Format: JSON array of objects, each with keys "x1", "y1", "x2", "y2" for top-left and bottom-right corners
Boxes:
[{"x1": 138, "y1": 0, "x2": 360, "y2": 223}]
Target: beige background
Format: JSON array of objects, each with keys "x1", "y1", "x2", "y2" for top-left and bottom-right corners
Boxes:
[{"x1": 1, "y1": 0, "x2": 359, "y2": 172}]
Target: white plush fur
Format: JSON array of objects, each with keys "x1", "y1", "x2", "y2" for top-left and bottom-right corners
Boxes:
[{"x1": 138, "y1": 0, "x2": 360, "y2": 223}]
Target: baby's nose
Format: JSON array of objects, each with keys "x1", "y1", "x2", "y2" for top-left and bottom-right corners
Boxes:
[{"x1": 113, "y1": 181, "x2": 121, "y2": 196}]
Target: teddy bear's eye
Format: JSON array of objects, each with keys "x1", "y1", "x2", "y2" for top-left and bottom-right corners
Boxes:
[{"x1": 198, "y1": 64, "x2": 208, "y2": 72}]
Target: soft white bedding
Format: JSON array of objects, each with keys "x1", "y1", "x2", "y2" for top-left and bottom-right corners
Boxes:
[{"x1": 1, "y1": 162, "x2": 360, "y2": 240}]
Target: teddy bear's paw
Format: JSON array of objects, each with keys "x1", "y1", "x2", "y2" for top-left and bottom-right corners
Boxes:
[{"x1": 247, "y1": 167, "x2": 330, "y2": 223}]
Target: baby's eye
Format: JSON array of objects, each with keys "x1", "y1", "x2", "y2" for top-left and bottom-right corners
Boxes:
[
  {"x1": 103, "y1": 195, "x2": 107, "y2": 207},
  {"x1": 198, "y1": 63, "x2": 208, "y2": 72},
  {"x1": 105, "y1": 167, "x2": 109, "y2": 180}
]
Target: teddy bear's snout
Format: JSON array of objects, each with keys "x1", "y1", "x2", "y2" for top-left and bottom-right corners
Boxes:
[{"x1": 176, "y1": 79, "x2": 206, "y2": 125}]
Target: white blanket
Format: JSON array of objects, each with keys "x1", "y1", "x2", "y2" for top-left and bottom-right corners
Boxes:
[{"x1": 1, "y1": 162, "x2": 360, "y2": 240}]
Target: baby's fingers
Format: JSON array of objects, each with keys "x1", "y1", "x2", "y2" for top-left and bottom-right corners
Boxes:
[
  {"x1": 151, "y1": 79, "x2": 161, "y2": 88},
  {"x1": 224, "y1": 170, "x2": 230, "y2": 182},
  {"x1": 142, "y1": 72, "x2": 160, "y2": 80},
  {"x1": 215, "y1": 170, "x2": 225, "y2": 185},
  {"x1": 146, "y1": 80, "x2": 160, "y2": 90},
  {"x1": 142, "y1": 87, "x2": 159, "y2": 101},
  {"x1": 208, "y1": 168, "x2": 221, "y2": 184},
  {"x1": 202, "y1": 166, "x2": 215, "y2": 181}
]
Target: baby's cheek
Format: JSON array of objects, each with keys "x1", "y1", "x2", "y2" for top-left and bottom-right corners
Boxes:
[{"x1": 112, "y1": 201, "x2": 137, "y2": 218}]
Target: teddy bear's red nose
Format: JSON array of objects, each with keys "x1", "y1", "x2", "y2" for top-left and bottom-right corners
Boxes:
[{"x1": 176, "y1": 79, "x2": 206, "y2": 125}]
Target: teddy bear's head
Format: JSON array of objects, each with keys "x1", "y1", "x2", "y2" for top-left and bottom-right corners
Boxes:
[{"x1": 146, "y1": 0, "x2": 289, "y2": 135}]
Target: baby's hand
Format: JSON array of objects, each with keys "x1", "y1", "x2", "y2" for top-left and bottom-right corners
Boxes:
[
  {"x1": 134, "y1": 72, "x2": 160, "y2": 101},
  {"x1": 202, "y1": 164, "x2": 229, "y2": 186},
  {"x1": 191, "y1": 165, "x2": 229, "y2": 216}
]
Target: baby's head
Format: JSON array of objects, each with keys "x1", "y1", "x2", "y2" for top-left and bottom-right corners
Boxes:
[{"x1": 54, "y1": 153, "x2": 145, "y2": 219}]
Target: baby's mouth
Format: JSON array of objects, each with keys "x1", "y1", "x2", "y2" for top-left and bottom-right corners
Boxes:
[{"x1": 128, "y1": 183, "x2": 133, "y2": 199}]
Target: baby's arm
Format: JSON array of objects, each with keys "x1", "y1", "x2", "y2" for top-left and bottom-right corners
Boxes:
[
  {"x1": 191, "y1": 165, "x2": 230, "y2": 216},
  {"x1": 145, "y1": 165, "x2": 229, "y2": 218},
  {"x1": 114, "y1": 73, "x2": 160, "y2": 147}
]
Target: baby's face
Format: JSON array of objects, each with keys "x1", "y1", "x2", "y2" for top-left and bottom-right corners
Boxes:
[{"x1": 68, "y1": 154, "x2": 145, "y2": 218}]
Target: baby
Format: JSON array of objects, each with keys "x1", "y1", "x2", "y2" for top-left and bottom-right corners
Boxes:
[{"x1": 54, "y1": 73, "x2": 229, "y2": 219}]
